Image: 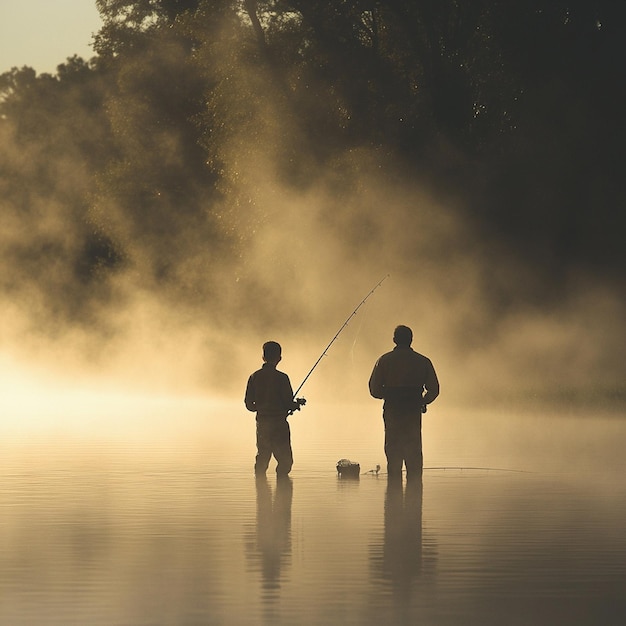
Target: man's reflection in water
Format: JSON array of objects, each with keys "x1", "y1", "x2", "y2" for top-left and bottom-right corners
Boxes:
[
  {"x1": 246, "y1": 476, "x2": 293, "y2": 602},
  {"x1": 371, "y1": 475, "x2": 437, "y2": 618},
  {"x1": 384, "y1": 477, "x2": 423, "y2": 591}
]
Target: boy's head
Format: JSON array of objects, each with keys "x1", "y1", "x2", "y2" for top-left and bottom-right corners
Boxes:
[{"x1": 262, "y1": 341, "x2": 282, "y2": 364}]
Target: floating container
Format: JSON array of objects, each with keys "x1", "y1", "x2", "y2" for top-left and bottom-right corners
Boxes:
[{"x1": 336, "y1": 459, "x2": 360, "y2": 478}]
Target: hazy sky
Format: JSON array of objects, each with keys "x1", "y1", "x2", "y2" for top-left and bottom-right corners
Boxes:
[{"x1": 0, "y1": 0, "x2": 102, "y2": 74}]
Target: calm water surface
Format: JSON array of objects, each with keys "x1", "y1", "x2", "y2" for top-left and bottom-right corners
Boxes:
[{"x1": 1, "y1": 400, "x2": 625, "y2": 625}]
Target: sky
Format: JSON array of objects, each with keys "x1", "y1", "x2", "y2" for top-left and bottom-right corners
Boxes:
[{"x1": 0, "y1": 0, "x2": 102, "y2": 74}]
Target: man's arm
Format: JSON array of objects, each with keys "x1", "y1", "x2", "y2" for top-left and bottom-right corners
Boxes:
[
  {"x1": 422, "y1": 360, "x2": 440, "y2": 405},
  {"x1": 244, "y1": 375, "x2": 256, "y2": 412},
  {"x1": 368, "y1": 359, "x2": 385, "y2": 399}
]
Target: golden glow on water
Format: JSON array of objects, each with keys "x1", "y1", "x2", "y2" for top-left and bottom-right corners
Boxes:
[
  {"x1": 0, "y1": 356, "x2": 243, "y2": 441},
  {"x1": 2, "y1": 354, "x2": 624, "y2": 478}
]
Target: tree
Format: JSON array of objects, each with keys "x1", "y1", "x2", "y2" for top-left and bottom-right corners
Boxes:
[{"x1": 0, "y1": 59, "x2": 121, "y2": 327}]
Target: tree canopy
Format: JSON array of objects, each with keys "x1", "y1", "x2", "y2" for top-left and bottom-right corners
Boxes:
[{"x1": 1, "y1": 0, "x2": 625, "y2": 334}]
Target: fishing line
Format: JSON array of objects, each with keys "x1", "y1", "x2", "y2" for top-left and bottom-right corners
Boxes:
[
  {"x1": 424, "y1": 466, "x2": 533, "y2": 473},
  {"x1": 292, "y1": 274, "x2": 389, "y2": 399},
  {"x1": 361, "y1": 466, "x2": 533, "y2": 475},
  {"x1": 349, "y1": 312, "x2": 366, "y2": 366}
]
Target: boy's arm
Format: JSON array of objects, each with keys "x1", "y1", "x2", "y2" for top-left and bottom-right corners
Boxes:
[{"x1": 283, "y1": 374, "x2": 303, "y2": 413}]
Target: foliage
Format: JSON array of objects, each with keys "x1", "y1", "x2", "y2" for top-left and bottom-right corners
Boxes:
[{"x1": 1, "y1": 0, "x2": 624, "y2": 332}]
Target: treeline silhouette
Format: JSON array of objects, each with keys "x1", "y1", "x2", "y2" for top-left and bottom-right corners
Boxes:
[{"x1": 1, "y1": 0, "x2": 624, "y2": 329}]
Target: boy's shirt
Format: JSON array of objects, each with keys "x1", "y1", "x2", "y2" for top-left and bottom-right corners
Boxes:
[{"x1": 245, "y1": 363, "x2": 295, "y2": 420}]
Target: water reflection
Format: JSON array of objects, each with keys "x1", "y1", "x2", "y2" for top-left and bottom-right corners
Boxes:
[
  {"x1": 370, "y1": 476, "x2": 437, "y2": 621},
  {"x1": 245, "y1": 476, "x2": 293, "y2": 604},
  {"x1": 2, "y1": 406, "x2": 626, "y2": 625},
  {"x1": 383, "y1": 478, "x2": 424, "y2": 587}
]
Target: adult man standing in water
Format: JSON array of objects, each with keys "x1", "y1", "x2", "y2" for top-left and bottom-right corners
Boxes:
[
  {"x1": 369, "y1": 325, "x2": 439, "y2": 480},
  {"x1": 245, "y1": 341, "x2": 305, "y2": 477}
]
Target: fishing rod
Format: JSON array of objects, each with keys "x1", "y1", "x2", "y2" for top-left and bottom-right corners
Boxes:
[{"x1": 292, "y1": 274, "x2": 389, "y2": 401}]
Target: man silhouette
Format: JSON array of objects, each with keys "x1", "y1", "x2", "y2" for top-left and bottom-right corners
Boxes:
[{"x1": 369, "y1": 325, "x2": 439, "y2": 480}]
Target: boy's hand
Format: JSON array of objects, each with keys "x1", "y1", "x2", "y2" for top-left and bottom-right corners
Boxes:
[{"x1": 288, "y1": 397, "x2": 306, "y2": 415}]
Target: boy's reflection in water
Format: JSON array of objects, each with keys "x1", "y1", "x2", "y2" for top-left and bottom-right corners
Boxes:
[{"x1": 246, "y1": 476, "x2": 293, "y2": 600}]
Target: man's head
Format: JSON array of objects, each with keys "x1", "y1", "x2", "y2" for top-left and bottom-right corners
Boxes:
[
  {"x1": 263, "y1": 341, "x2": 282, "y2": 364},
  {"x1": 393, "y1": 325, "x2": 413, "y2": 347}
]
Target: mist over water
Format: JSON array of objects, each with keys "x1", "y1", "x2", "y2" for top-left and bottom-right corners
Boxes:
[
  {"x1": 1, "y1": 10, "x2": 623, "y2": 408},
  {"x1": 2, "y1": 70, "x2": 623, "y2": 397},
  {"x1": 1, "y1": 143, "x2": 624, "y2": 407}
]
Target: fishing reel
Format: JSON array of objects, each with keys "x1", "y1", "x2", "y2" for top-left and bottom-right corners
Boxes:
[{"x1": 288, "y1": 397, "x2": 306, "y2": 415}]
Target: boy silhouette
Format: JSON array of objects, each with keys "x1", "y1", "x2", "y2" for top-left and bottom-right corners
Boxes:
[{"x1": 245, "y1": 341, "x2": 304, "y2": 476}]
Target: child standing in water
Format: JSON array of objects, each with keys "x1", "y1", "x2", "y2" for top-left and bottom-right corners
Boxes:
[{"x1": 245, "y1": 341, "x2": 305, "y2": 476}]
